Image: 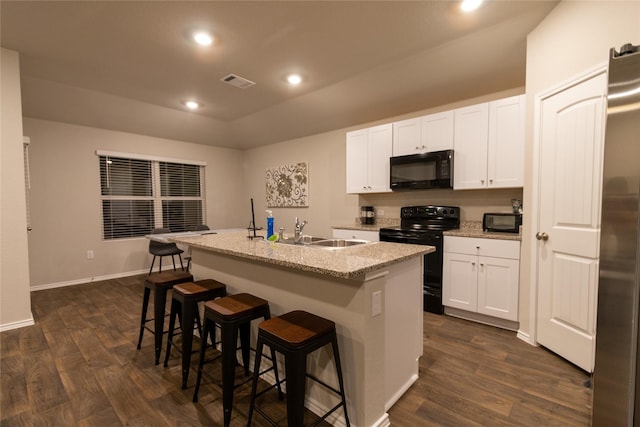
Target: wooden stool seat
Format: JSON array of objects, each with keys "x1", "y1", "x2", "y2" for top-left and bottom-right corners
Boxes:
[
  {"x1": 247, "y1": 310, "x2": 350, "y2": 427},
  {"x1": 173, "y1": 279, "x2": 226, "y2": 298},
  {"x1": 137, "y1": 270, "x2": 193, "y2": 365},
  {"x1": 164, "y1": 279, "x2": 227, "y2": 389},
  {"x1": 205, "y1": 293, "x2": 269, "y2": 319},
  {"x1": 258, "y1": 310, "x2": 335, "y2": 348},
  {"x1": 193, "y1": 293, "x2": 280, "y2": 427}
]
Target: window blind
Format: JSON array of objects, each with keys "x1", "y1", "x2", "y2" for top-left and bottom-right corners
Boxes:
[{"x1": 99, "y1": 154, "x2": 205, "y2": 240}]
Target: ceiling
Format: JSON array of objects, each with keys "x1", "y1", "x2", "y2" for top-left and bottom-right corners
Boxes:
[{"x1": 1, "y1": 1, "x2": 557, "y2": 150}]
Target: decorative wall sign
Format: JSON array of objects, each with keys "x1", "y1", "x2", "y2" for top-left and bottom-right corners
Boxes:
[{"x1": 266, "y1": 162, "x2": 308, "y2": 207}]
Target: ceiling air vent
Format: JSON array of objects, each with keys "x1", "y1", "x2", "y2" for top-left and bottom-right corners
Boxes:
[{"x1": 220, "y1": 74, "x2": 256, "y2": 89}]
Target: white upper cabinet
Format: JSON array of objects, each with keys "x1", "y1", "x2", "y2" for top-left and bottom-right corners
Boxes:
[
  {"x1": 453, "y1": 103, "x2": 489, "y2": 189},
  {"x1": 453, "y1": 95, "x2": 525, "y2": 190},
  {"x1": 488, "y1": 95, "x2": 525, "y2": 188},
  {"x1": 346, "y1": 123, "x2": 393, "y2": 193},
  {"x1": 393, "y1": 111, "x2": 454, "y2": 156},
  {"x1": 422, "y1": 111, "x2": 455, "y2": 152}
]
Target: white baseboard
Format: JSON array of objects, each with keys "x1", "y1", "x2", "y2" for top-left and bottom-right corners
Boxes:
[
  {"x1": 385, "y1": 373, "x2": 418, "y2": 411},
  {"x1": 30, "y1": 268, "x2": 149, "y2": 292},
  {"x1": 517, "y1": 329, "x2": 538, "y2": 346},
  {"x1": 444, "y1": 307, "x2": 519, "y2": 331},
  {"x1": 0, "y1": 315, "x2": 35, "y2": 332}
]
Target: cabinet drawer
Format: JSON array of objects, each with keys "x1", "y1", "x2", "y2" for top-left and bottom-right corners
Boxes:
[{"x1": 444, "y1": 236, "x2": 520, "y2": 259}]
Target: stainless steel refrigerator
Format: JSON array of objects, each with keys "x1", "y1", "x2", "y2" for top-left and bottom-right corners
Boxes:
[{"x1": 592, "y1": 43, "x2": 640, "y2": 426}]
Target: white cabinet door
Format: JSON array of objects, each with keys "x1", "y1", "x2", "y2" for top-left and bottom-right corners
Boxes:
[
  {"x1": 477, "y1": 256, "x2": 520, "y2": 321},
  {"x1": 346, "y1": 129, "x2": 369, "y2": 193},
  {"x1": 392, "y1": 118, "x2": 421, "y2": 156},
  {"x1": 422, "y1": 110, "x2": 454, "y2": 152},
  {"x1": 393, "y1": 112, "x2": 454, "y2": 156},
  {"x1": 346, "y1": 125, "x2": 392, "y2": 194},
  {"x1": 368, "y1": 124, "x2": 393, "y2": 192},
  {"x1": 443, "y1": 252, "x2": 478, "y2": 311},
  {"x1": 332, "y1": 229, "x2": 380, "y2": 242},
  {"x1": 444, "y1": 236, "x2": 520, "y2": 322},
  {"x1": 453, "y1": 103, "x2": 489, "y2": 189},
  {"x1": 488, "y1": 95, "x2": 525, "y2": 188}
]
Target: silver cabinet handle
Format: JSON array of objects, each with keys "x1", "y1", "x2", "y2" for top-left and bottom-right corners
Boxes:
[{"x1": 536, "y1": 232, "x2": 549, "y2": 241}]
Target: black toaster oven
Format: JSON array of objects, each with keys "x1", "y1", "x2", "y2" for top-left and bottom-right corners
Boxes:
[{"x1": 482, "y1": 213, "x2": 522, "y2": 233}]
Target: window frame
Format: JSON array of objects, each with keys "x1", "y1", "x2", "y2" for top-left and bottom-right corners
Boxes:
[{"x1": 97, "y1": 150, "x2": 206, "y2": 240}]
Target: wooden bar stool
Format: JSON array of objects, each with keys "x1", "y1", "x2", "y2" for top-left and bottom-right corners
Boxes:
[
  {"x1": 247, "y1": 310, "x2": 350, "y2": 427},
  {"x1": 163, "y1": 279, "x2": 227, "y2": 389},
  {"x1": 192, "y1": 293, "x2": 281, "y2": 427},
  {"x1": 136, "y1": 270, "x2": 193, "y2": 365}
]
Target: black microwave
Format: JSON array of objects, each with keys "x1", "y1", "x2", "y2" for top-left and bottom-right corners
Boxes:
[
  {"x1": 390, "y1": 150, "x2": 454, "y2": 191},
  {"x1": 483, "y1": 213, "x2": 522, "y2": 233}
]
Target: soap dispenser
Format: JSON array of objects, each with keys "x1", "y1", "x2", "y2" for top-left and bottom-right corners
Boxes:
[{"x1": 266, "y1": 210, "x2": 274, "y2": 239}]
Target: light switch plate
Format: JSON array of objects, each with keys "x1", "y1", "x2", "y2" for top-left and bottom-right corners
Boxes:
[{"x1": 372, "y1": 290, "x2": 382, "y2": 317}]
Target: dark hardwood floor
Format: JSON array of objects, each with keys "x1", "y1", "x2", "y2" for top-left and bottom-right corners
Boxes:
[{"x1": 1, "y1": 275, "x2": 592, "y2": 426}]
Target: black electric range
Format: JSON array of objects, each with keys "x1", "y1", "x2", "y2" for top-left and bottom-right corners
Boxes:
[{"x1": 379, "y1": 205, "x2": 460, "y2": 314}]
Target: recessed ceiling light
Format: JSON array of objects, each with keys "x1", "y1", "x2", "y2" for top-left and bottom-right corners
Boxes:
[
  {"x1": 183, "y1": 100, "x2": 200, "y2": 110},
  {"x1": 287, "y1": 74, "x2": 302, "y2": 85},
  {"x1": 193, "y1": 31, "x2": 213, "y2": 46},
  {"x1": 460, "y1": 0, "x2": 483, "y2": 12}
]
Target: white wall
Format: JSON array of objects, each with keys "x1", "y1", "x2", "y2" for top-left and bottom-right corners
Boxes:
[
  {"x1": 23, "y1": 118, "x2": 246, "y2": 287},
  {"x1": 0, "y1": 48, "x2": 33, "y2": 330},
  {"x1": 521, "y1": 0, "x2": 640, "y2": 337}
]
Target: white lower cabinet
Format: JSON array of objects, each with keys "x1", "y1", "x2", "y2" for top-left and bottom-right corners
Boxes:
[
  {"x1": 443, "y1": 236, "x2": 520, "y2": 321},
  {"x1": 332, "y1": 228, "x2": 379, "y2": 242}
]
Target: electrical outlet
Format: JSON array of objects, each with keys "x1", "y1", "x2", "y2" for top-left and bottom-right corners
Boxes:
[
  {"x1": 371, "y1": 290, "x2": 382, "y2": 317},
  {"x1": 87, "y1": 250, "x2": 94, "y2": 259},
  {"x1": 378, "y1": 209, "x2": 385, "y2": 216}
]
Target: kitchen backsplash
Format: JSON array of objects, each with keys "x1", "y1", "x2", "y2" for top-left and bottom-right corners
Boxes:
[{"x1": 358, "y1": 187, "x2": 523, "y2": 222}]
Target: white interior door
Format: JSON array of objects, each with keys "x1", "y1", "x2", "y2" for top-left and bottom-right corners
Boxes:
[{"x1": 535, "y1": 70, "x2": 606, "y2": 372}]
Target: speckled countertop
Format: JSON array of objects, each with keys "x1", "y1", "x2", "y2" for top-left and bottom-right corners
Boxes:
[
  {"x1": 172, "y1": 231, "x2": 433, "y2": 280},
  {"x1": 444, "y1": 221, "x2": 522, "y2": 241},
  {"x1": 332, "y1": 218, "x2": 401, "y2": 231}
]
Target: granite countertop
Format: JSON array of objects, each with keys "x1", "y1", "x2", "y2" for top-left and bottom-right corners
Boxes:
[
  {"x1": 332, "y1": 218, "x2": 401, "y2": 231},
  {"x1": 172, "y1": 231, "x2": 432, "y2": 280},
  {"x1": 444, "y1": 221, "x2": 522, "y2": 241}
]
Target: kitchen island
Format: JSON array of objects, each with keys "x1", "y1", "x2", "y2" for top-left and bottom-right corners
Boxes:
[{"x1": 172, "y1": 231, "x2": 433, "y2": 427}]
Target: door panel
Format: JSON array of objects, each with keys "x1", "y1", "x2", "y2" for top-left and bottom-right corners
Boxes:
[
  {"x1": 536, "y1": 70, "x2": 606, "y2": 372},
  {"x1": 443, "y1": 252, "x2": 477, "y2": 311},
  {"x1": 478, "y1": 256, "x2": 519, "y2": 321}
]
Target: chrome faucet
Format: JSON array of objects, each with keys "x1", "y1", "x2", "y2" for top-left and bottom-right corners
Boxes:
[{"x1": 294, "y1": 217, "x2": 307, "y2": 243}]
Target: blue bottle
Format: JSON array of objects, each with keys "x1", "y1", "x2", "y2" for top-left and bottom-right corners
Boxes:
[{"x1": 266, "y1": 210, "x2": 274, "y2": 239}]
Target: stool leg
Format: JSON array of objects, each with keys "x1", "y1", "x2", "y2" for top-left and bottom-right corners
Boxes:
[
  {"x1": 285, "y1": 350, "x2": 307, "y2": 427},
  {"x1": 153, "y1": 287, "x2": 169, "y2": 365},
  {"x1": 192, "y1": 317, "x2": 211, "y2": 403},
  {"x1": 221, "y1": 322, "x2": 239, "y2": 427},
  {"x1": 163, "y1": 299, "x2": 180, "y2": 367},
  {"x1": 239, "y1": 322, "x2": 251, "y2": 376},
  {"x1": 332, "y1": 337, "x2": 350, "y2": 427},
  {"x1": 137, "y1": 287, "x2": 150, "y2": 349},
  {"x1": 149, "y1": 256, "x2": 156, "y2": 275},
  {"x1": 271, "y1": 347, "x2": 283, "y2": 400},
  {"x1": 181, "y1": 299, "x2": 196, "y2": 389},
  {"x1": 246, "y1": 337, "x2": 264, "y2": 426}
]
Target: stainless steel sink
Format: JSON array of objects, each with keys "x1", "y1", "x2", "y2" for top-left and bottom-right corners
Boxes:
[
  {"x1": 309, "y1": 239, "x2": 369, "y2": 248},
  {"x1": 278, "y1": 236, "x2": 326, "y2": 245},
  {"x1": 277, "y1": 236, "x2": 369, "y2": 249}
]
